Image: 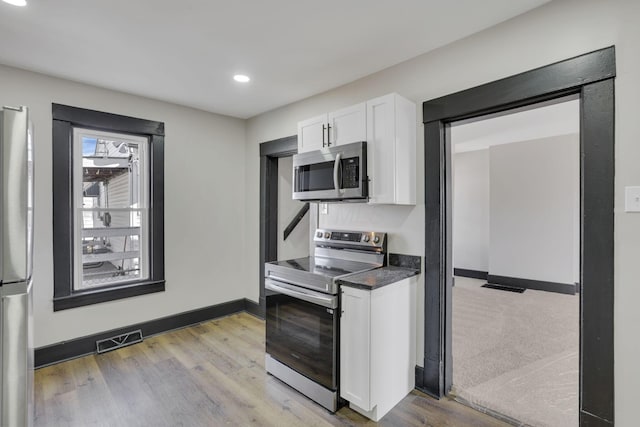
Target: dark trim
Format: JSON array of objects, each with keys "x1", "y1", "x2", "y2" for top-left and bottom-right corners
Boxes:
[
  {"x1": 423, "y1": 120, "x2": 448, "y2": 398},
  {"x1": 283, "y1": 202, "x2": 309, "y2": 241},
  {"x1": 52, "y1": 120, "x2": 73, "y2": 299},
  {"x1": 415, "y1": 365, "x2": 424, "y2": 390},
  {"x1": 259, "y1": 155, "x2": 278, "y2": 314},
  {"x1": 53, "y1": 281, "x2": 165, "y2": 311},
  {"x1": 52, "y1": 105, "x2": 165, "y2": 310},
  {"x1": 259, "y1": 136, "x2": 298, "y2": 314},
  {"x1": 150, "y1": 135, "x2": 165, "y2": 282},
  {"x1": 580, "y1": 78, "x2": 615, "y2": 422},
  {"x1": 580, "y1": 410, "x2": 614, "y2": 426},
  {"x1": 52, "y1": 104, "x2": 165, "y2": 136},
  {"x1": 422, "y1": 46, "x2": 615, "y2": 426},
  {"x1": 259, "y1": 135, "x2": 297, "y2": 157},
  {"x1": 244, "y1": 299, "x2": 264, "y2": 319},
  {"x1": 36, "y1": 298, "x2": 255, "y2": 368},
  {"x1": 487, "y1": 274, "x2": 576, "y2": 295},
  {"x1": 453, "y1": 268, "x2": 488, "y2": 280},
  {"x1": 423, "y1": 47, "x2": 615, "y2": 123}
]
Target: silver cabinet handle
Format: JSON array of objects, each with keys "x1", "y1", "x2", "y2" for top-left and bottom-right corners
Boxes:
[
  {"x1": 322, "y1": 124, "x2": 326, "y2": 147},
  {"x1": 265, "y1": 279, "x2": 337, "y2": 309}
]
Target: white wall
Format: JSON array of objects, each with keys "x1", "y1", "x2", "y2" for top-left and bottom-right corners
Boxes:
[
  {"x1": 245, "y1": 1, "x2": 640, "y2": 422},
  {"x1": 0, "y1": 64, "x2": 247, "y2": 348},
  {"x1": 277, "y1": 156, "x2": 309, "y2": 261},
  {"x1": 489, "y1": 135, "x2": 579, "y2": 285},
  {"x1": 453, "y1": 149, "x2": 490, "y2": 272}
]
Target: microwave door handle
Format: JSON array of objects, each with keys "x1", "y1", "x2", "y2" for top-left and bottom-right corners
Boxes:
[{"x1": 333, "y1": 153, "x2": 343, "y2": 195}]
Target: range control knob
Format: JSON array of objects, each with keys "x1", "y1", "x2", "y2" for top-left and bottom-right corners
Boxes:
[
  {"x1": 316, "y1": 231, "x2": 323, "y2": 238},
  {"x1": 373, "y1": 236, "x2": 381, "y2": 244},
  {"x1": 363, "y1": 235, "x2": 370, "y2": 242},
  {"x1": 324, "y1": 232, "x2": 331, "y2": 238}
]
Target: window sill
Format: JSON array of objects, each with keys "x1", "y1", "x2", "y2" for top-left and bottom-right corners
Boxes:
[{"x1": 53, "y1": 280, "x2": 165, "y2": 311}]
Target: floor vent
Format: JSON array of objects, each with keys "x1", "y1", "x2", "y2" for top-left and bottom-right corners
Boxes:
[
  {"x1": 482, "y1": 283, "x2": 525, "y2": 293},
  {"x1": 96, "y1": 330, "x2": 143, "y2": 354}
]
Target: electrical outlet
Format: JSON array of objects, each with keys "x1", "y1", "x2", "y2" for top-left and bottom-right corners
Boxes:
[
  {"x1": 625, "y1": 186, "x2": 640, "y2": 212},
  {"x1": 320, "y1": 203, "x2": 328, "y2": 215}
]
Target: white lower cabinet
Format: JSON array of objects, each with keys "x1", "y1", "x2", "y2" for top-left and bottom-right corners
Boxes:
[{"x1": 340, "y1": 277, "x2": 416, "y2": 421}]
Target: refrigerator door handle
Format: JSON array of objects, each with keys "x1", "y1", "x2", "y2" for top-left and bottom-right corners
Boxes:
[
  {"x1": 1, "y1": 282, "x2": 33, "y2": 427},
  {"x1": 0, "y1": 106, "x2": 30, "y2": 285}
]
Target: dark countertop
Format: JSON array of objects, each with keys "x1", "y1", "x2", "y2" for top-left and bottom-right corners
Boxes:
[{"x1": 337, "y1": 266, "x2": 419, "y2": 290}]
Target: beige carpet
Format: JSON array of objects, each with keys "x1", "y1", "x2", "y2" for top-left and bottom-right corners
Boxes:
[{"x1": 452, "y1": 276, "x2": 579, "y2": 427}]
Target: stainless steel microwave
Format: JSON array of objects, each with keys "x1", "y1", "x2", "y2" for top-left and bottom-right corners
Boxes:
[{"x1": 293, "y1": 141, "x2": 368, "y2": 202}]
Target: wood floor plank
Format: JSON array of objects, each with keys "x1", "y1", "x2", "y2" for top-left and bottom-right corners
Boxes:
[
  {"x1": 35, "y1": 313, "x2": 509, "y2": 427},
  {"x1": 67, "y1": 356, "x2": 123, "y2": 427}
]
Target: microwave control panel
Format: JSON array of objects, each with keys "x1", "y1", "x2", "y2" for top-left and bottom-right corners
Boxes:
[{"x1": 342, "y1": 158, "x2": 360, "y2": 189}]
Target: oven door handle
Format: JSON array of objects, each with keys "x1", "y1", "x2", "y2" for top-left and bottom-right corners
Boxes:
[
  {"x1": 265, "y1": 279, "x2": 338, "y2": 309},
  {"x1": 267, "y1": 274, "x2": 329, "y2": 293}
]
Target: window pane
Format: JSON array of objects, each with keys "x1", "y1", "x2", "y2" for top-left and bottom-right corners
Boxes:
[{"x1": 73, "y1": 129, "x2": 149, "y2": 290}]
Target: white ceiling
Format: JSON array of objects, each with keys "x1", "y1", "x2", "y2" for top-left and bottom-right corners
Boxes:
[
  {"x1": 452, "y1": 98, "x2": 580, "y2": 153},
  {"x1": 0, "y1": 0, "x2": 550, "y2": 119}
]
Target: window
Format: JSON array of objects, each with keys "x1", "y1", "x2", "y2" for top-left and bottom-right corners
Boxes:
[
  {"x1": 73, "y1": 129, "x2": 150, "y2": 290},
  {"x1": 52, "y1": 105, "x2": 164, "y2": 311}
]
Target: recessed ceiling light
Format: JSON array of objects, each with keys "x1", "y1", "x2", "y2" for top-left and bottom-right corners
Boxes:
[
  {"x1": 233, "y1": 74, "x2": 250, "y2": 83},
  {"x1": 2, "y1": 0, "x2": 27, "y2": 6}
]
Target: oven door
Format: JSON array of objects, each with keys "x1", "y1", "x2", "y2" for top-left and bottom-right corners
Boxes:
[
  {"x1": 292, "y1": 141, "x2": 367, "y2": 201},
  {"x1": 265, "y1": 278, "x2": 338, "y2": 391}
]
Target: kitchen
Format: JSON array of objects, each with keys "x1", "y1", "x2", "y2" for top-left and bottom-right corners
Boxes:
[{"x1": 0, "y1": 0, "x2": 636, "y2": 426}]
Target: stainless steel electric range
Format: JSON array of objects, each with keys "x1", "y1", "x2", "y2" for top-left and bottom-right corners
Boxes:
[{"x1": 264, "y1": 229, "x2": 386, "y2": 412}]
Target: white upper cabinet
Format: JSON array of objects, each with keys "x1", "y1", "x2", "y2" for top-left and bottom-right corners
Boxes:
[
  {"x1": 328, "y1": 103, "x2": 366, "y2": 147},
  {"x1": 366, "y1": 93, "x2": 416, "y2": 205},
  {"x1": 297, "y1": 113, "x2": 328, "y2": 153},
  {"x1": 297, "y1": 103, "x2": 366, "y2": 154},
  {"x1": 296, "y1": 93, "x2": 416, "y2": 205}
]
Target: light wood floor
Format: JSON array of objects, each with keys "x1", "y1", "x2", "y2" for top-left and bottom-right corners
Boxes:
[{"x1": 35, "y1": 312, "x2": 509, "y2": 427}]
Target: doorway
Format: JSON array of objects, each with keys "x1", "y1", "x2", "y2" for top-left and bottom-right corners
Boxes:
[
  {"x1": 277, "y1": 155, "x2": 310, "y2": 261},
  {"x1": 450, "y1": 97, "x2": 580, "y2": 426},
  {"x1": 421, "y1": 47, "x2": 615, "y2": 426},
  {"x1": 259, "y1": 135, "x2": 315, "y2": 315}
]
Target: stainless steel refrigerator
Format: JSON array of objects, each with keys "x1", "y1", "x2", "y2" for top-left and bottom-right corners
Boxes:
[{"x1": 0, "y1": 106, "x2": 34, "y2": 427}]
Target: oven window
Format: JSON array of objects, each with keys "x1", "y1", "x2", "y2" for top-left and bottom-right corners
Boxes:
[
  {"x1": 295, "y1": 161, "x2": 335, "y2": 191},
  {"x1": 266, "y1": 292, "x2": 337, "y2": 390}
]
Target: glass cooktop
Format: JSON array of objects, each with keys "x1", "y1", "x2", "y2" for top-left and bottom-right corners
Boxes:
[{"x1": 269, "y1": 256, "x2": 378, "y2": 279}]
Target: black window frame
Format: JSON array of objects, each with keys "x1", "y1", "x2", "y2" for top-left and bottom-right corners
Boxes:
[{"x1": 52, "y1": 104, "x2": 165, "y2": 311}]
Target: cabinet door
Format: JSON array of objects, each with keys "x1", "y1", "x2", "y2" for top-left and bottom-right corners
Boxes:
[
  {"x1": 340, "y1": 286, "x2": 371, "y2": 410},
  {"x1": 297, "y1": 113, "x2": 328, "y2": 153},
  {"x1": 328, "y1": 103, "x2": 366, "y2": 147},
  {"x1": 366, "y1": 94, "x2": 396, "y2": 204}
]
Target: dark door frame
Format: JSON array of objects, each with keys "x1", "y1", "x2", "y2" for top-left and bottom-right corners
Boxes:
[
  {"x1": 258, "y1": 135, "x2": 298, "y2": 316},
  {"x1": 421, "y1": 46, "x2": 615, "y2": 426}
]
